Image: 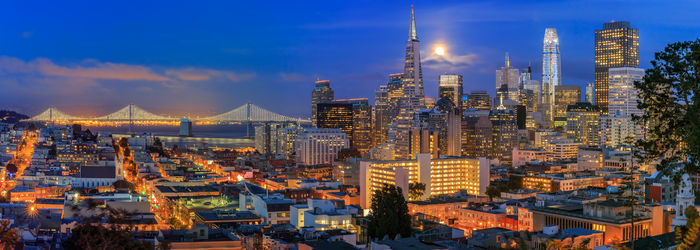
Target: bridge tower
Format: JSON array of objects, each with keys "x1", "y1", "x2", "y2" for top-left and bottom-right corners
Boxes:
[
  {"x1": 128, "y1": 103, "x2": 134, "y2": 134},
  {"x1": 245, "y1": 102, "x2": 252, "y2": 139}
]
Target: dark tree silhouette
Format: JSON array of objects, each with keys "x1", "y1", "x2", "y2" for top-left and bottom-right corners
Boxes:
[
  {"x1": 368, "y1": 184, "x2": 412, "y2": 240},
  {"x1": 634, "y1": 39, "x2": 700, "y2": 178}
]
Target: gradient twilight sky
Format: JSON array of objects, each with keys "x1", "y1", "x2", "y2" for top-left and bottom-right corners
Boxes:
[{"x1": 1, "y1": 0, "x2": 699, "y2": 118}]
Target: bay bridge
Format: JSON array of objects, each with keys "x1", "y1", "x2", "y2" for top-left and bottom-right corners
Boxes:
[{"x1": 23, "y1": 102, "x2": 310, "y2": 124}]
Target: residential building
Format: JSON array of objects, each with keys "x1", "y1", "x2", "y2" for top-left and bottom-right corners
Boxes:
[{"x1": 360, "y1": 154, "x2": 489, "y2": 208}]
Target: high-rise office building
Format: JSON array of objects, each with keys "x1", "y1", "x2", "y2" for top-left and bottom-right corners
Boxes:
[
  {"x1": 542, "y1": 28, "x2": 561, "y2": 128},
  {"x1": 412, "y1": 109, "x2": 447, "y2": 156},
  {"x1": 394, "y1": 6, "x2": 427, "y2": 159},
  {"x1": 178, "y1": 118, "x2": 192, "y2": 137},
  {"x1": 585, "y1": 83, "x2": 595, "y2": 104},
  {"x1": 602, "y1": 67, "x2": 645, "y2": 146},
  {"x1": 438, "y1": 74, "x2": 463, "y2": 110},
  {"x1": 311, "y1": 80, "x2": 334, "y2": 126},
  {"x1": 608, "y1": 67, "x2": 644, "y2": 117},
  {"x1": 374, "y1": 85, "x2": 390, "y2": 147},
  {"x1": 523, "y1": 79, "x2": 541, "y2": 112},
  {"x1": 317, "y1": 99, "x2": 373, "y2": 155},
  {"x1": 594, "y1": 21, "x2": 639, "y2": 114},
  {"x1": 496, "y1": 53, "x2": 521, "y2": 101},
  {"x1": 255, "y1": 122, "x2": 300, "y2": 156},
  {"x1": 490, "y1": 103, "x2": 518, "y2": 165},
  {"x1": 554, "y1": 85, "x2": 581, "y2": 128},
  {"x1": 465, "y1": 91, "x2": 492, "y2": 111},
  {"x1": 462, "y1": 110, "x2": 493, "y2": 158},
  {"x1": 565, "y1": 102, "x2": 600, "y2": 146},
  {"x1": 296, "y1": 128, "x2": 349, "y2": 166},
  {"x1": 386, "y1": 73, "x2": 404, "y2": 122}
]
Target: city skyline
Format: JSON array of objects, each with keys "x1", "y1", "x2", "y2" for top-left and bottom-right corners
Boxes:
[{"x1": 1, "y1": 1, "x2": 699, "y2": 117}]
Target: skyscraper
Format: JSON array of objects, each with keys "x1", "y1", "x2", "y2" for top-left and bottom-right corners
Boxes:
[
  {"x1": 496, "y1": 53, "x2": 521, "y2": 101},
  {"x1": 602, "y1": 67, "x2": 645, "y2": 146},
  {"x1": 608, "y1": 67, "x2": 644, "y2": 118},
  {"x1": 311, "y1": 80, "x2": 334, "y2": 126},
  {"x1": 554, "y1": 85, "x2": 581, "y2": 128},
  {"x1": 438, "y1": 74, "x2": 463, "y2": 110},
  {"x1": 374, "y1": 85, "x2": 390, "y2": 146},
  {"x1": 585, "y1": 83, "x2": 595, "y2": 104},
  {"x1": 465, "y1": 90, "x2": 492, "y2": 111},
  {"x1": 594, "y1": 21, "x2": 639, "y2": 114},
  {"x1": 542, "y1": 28, "x2": 561, "y2": 128},
  {"x1": 394, "y1": 6, "x2": 427, "y2": 159},
  {"x1": 462, "y1": 109, "x2": 493, "y2": 158},
  {"x1": 565, "y1": 102, "x2": 600, "y2": 146},
  {"x1": 317, "y1": 99, "x2": 373, "y2": 155},
  {"x1": 490, "y1": 105, "x2": 518, "y2": 165},
  {"x1": 178, "y1": 118, "x2": 192, "y2": 137}
]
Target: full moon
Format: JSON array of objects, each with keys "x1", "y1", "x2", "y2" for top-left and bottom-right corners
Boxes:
[{"x1": 435, "y1": 46, "x2": 445, "y2": 56}]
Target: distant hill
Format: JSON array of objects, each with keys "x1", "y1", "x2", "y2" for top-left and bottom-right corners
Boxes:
[{"x1": 0, "y1": 110, "x2": 29, "y2": 124}]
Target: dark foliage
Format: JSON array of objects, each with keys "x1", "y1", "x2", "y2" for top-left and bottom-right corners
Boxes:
[
  {"x1": 368, "y1": 184, "x2": 412, "y2": 240},
  {"x1": 634, "y1": 39, "x2": 700, "y2": 180}
]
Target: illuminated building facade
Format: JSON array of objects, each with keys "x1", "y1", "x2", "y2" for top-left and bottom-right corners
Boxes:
[
  {"x1": 490, "y1": 106, "x2": 518, "y2": 165},
  {"x1": 544, "y1": 139, "x2": 580, "y2": 161},
  {"x1": 554, "y1": 85, "x2": 580, "y2": 129},
  {"x1": 542, "y1": 28, "x2": 561, "y2": 128},
  {"x1": 295, "y1": 128, "x2": 349, "y2": 166},
  {"x1": 565, "y1": 102, "x2": 600, "y2": 146},
  {"x1": 311, "y1": 80, "x2": 334, "y2": 126},
  {"x1": 608, "y1": 67, "x2": 644, "y2": 118},
  {"x1": 317, "y1": 99, "x2": 372, "y2": 155},
  {"x1": 496, "y1": 54, "x2": 521, "y2": 102},
  {"x1": 394, "y1": 6, "x2": 427, "y2": 160},
  {"x1": 438, "y1": 74, "x2": 463, "y2": 110},
  {"x1": 585, "y1": 83, "x2": 595, "y2": 104},
  {"x1": 359, "y1": 154, "x2": 489, "y2": 208},
  {"x1": 461, "y1": 110, "x2": 492, "y2": 158},
  {"x1": 594, "y1": 21, "x2": 639, "y2": 114},
  {"x1": 531, "y1": 202, "x2": 663, "y2": 245},
  {"x1": 412, "y1": 109, "x2": 448, "y2": 156},
  {"x1": 178, "y1": 118, "x2": 192, "y2": 137},
  {"x1": 255, "y1": 122, "x2": 299, "y2": 156},
  {"x1": 374, "y1": 85, "x2": 390, "y2": 146},
  {"x1": 466, "y1": 91, "x2": 492, "y2": 111}
]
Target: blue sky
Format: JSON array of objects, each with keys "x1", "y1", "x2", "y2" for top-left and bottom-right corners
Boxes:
[{"x1": 0, "y1": 0, "x2": 698, "y2": 118}]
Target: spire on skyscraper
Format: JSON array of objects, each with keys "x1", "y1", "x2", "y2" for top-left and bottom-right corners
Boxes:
[
  {"x1": 505, "y1": 52, "x2": 510, "y2": 68},
  {"x1": 408, "y1": 5, "x2": 417, "y2": 41}
]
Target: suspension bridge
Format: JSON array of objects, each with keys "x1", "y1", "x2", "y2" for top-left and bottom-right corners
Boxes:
[{"x1": 23, "y1": 103, "x2": 310, "y2": 124}]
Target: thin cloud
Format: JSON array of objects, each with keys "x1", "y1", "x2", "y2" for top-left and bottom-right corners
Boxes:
[
  {"x1": 422, "y1": 50, "x2": 479, "y2": 71},
  {"x1": 0, "y1": 56, "x2": 168, "y2": 81},
  {"x1": 0, "y1": 56, "x2": 255, "y2": 83}
]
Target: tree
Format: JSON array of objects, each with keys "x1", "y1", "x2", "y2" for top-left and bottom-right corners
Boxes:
[
  {"x1": 4, "y1": 164, "x2": 16, "y2": 174},
  {"x1": 634, "y1": 39, "x2": 700, "y2": 178},
  {"x1": 113, "y1": 180, "x2": 136, "y2": 192},
  {"x1": 687, "y1": 206, "x2": 700, "y2": 224},
  {"x1": 62, "y1": 204, "x2": 154, "y2": 249},
  {"x1": 485, "y1": 185, "x2": 500, "y2": 201},
  {"x1": 408, "y1": 182, "x2": 426, "y2": 201},
  {"x1": 0, "y1": 219, "x2": 18, "y2": 250},
  {"x1": 367, "y1": 184, "x2": 411, "y2": 240}
]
